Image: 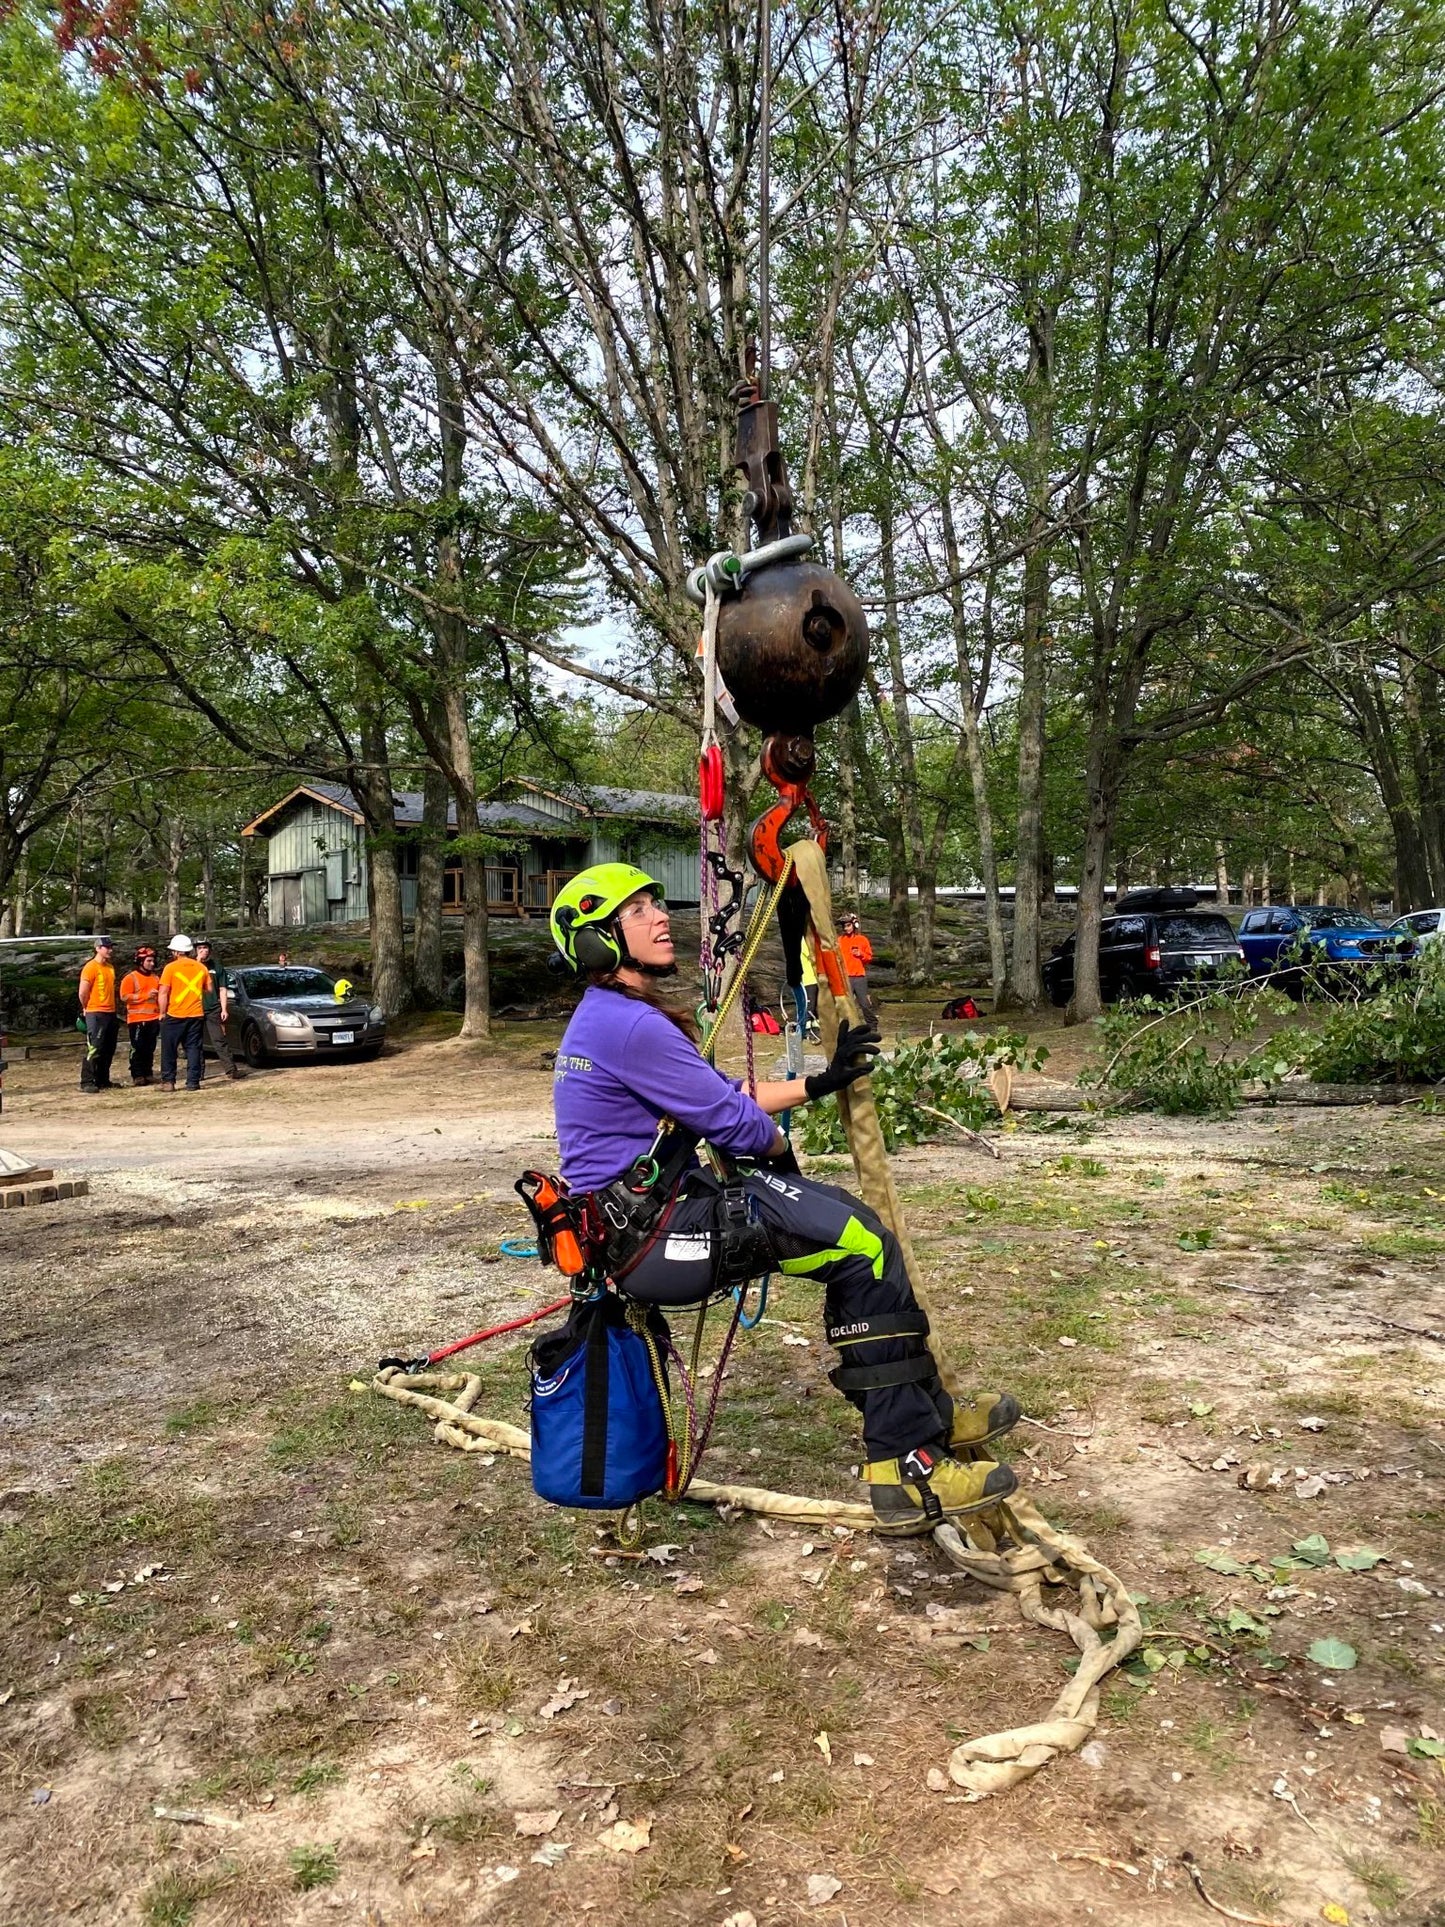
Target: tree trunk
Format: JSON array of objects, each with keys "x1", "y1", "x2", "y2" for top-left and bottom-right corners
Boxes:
[
  {"x1": 878, "y1": 496, "x2": 930, "y2": 983},
  {"x1": 1241, "y1": 866, "x2": 1254, "y2": 908},
  {"x1": 69, "y1": 806, "x2": 84, "y2": 931},
  {"x1": 1287, "y1": 848, "x2": 1297, "y2": 906},
  {"x1": 1070, "y1": 738, "x2": 1122, "y2": 1022},
  {"x1": 1260, "y1": 861, "x2": 1271, "y2": 905},
  {"x1": 835, "y1": 728, "x2": 859, "y2": 904},
  {"x1": 1006, "y1": 540, "x2": 1049, "y2": 1007},
  {"x1": 855, "y1": 684, "x2": 914, "y2": 980},
  {"x1": 163, "y1": 819, "x2": 184, "y2": 935},
  {"x1": 201, "y1": 835, "x2": 217, "y2": 934},
  {"x1": 941, "y1": 494, "x2": 1006, "y2": 999},
  {"x1": 433, "y1": 346, "x2": 489, "y2": 1041},
  {"x1": 1214, "y1": 841, "x2": 1230, "y2": 905},
  {"x1": 412, "y1": 742, "x2": 449, "y2": 1005},
  {"x1": 356, "y1": 709, "x2": 409, "y2": 1017}
]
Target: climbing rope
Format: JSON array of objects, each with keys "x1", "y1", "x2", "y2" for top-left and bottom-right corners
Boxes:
[{"x1": 361, "y1": 835, "x2": 1139, "y2": 1797}]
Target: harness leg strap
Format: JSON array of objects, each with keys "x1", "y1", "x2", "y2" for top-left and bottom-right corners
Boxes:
[{"x1": 828, "y1": 1353, "x2": 940, "y2": 1394}]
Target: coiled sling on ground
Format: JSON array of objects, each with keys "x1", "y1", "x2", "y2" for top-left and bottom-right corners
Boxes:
[{"x1": 358, "y1": 837, "x2": 1140, "y2": 1795}]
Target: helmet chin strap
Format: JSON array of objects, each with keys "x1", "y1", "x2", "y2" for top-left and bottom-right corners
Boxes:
[{"x1": 612, "y1": 920, "x2": 678, "y2": 980}]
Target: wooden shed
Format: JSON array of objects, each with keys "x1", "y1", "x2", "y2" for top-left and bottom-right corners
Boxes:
[{"x1": 241, "y1": 779, "x2": 698, "y2": 928}]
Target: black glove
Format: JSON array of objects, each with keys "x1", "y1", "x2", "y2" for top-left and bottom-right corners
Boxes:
[{"x1": 804, "y1": 1020, "x2": 881, "y2": 1101}]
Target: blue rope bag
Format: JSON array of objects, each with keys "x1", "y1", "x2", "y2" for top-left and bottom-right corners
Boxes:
[{"x1": 528, "y1": 1294, "x2": 671, "y2": 1510}]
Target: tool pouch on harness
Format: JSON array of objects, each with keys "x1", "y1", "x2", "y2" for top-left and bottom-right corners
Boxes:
[{"x1": 528, "y1": 1294, "x2": 670, "y2": 1510}]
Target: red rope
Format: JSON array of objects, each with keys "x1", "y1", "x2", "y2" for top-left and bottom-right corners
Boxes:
[{"x1": 424, "y1": 1297, "x2": 571, "y2": 1366}]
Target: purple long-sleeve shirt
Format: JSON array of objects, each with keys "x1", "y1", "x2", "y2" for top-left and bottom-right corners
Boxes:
[{"x1": 554, "y1": 985, "x2": 777, "y2": 1190}]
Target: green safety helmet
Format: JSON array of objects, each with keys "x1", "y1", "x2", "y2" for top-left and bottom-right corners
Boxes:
[{"x1": 550, "y1": 863, "x2": 664, "y2": 973}]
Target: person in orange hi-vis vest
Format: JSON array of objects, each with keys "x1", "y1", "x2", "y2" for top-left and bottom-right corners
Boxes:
[
  {"x1": 837, "y1": 912, "x2": 879, "y2": 1028},
  {"x1": 78, "y1": 934, "x2": 119, "y2": 1094},
  {"x1": 157, "y1": 934, "x2": 212, "y2": 1092},
  {"x1": 119, "y1": 944, "x2": 162, "y2": 1086}
]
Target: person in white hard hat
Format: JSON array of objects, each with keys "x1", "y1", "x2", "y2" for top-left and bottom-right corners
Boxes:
[{"x1": 157, "y1": 934, "x2": 211, "y2": 1091}]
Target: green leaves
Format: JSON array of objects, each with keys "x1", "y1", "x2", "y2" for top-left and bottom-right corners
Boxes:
[
  {"x1": 1306, "y1": 1638, "x2": 1358, "y2": 1671},
  {"x1": 797, "y1": 1029, "x2": 1048, "y2": 1156}
]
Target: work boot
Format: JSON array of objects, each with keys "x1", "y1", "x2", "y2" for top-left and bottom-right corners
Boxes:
[
  {"x1": 864, "y1": 1447, "x2": 1017, "y2": 1536},
  {"x1": 160, "y1": 1081, "x2": 175, "y2": 1092},
  {"x1": 949, "y1": 1390, "x2": 1020, "y2": 1450}
]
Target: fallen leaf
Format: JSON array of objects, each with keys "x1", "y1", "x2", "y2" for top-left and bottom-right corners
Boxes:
[
  {"x1": 513, "y1": 1809, "x2": 561, "y2": 1837},
  {"x1": 806, "y1": 1873, "x2": 842, "y2": 1905},
  {"x1": 1333, "y1": 1547, "x2": 1385, "y2": 1572},
  {"x1": 814, "y1": 1731, "x2": 832, "y2": 1765},
  {"x1": 530, "y1": 1841, "x2": 570, "y2": 1869},
  {"x1": 926, "y1": 1766, "x2": 949, "y2": 1791},
  {"x1": 597, "y1": 1816, "x2": 652, "y2": 1854},
  {"x1": 538, "y1": 1677, "x2": 590, "y2": 1719},
  {"x1": 1409, "y1": 1737, "x2": 1445, "y2": 1759},
  {"x1": 781, "y1": 1334, "x2": 811, "y2": 1347},
  {"x1": 1057, "y1": 1335, "x2": 1078, "y2": 1348},
  {"x1": 1307, "y1": 1637, "x2": 1357, "y2": 1671},
  {"x1": 722, "y1": 1914, "x2": 759, "y2": 1927},
  {"x1": 1211, "y1": 1452, "x2": 1240, "y2": 1472},
  {"x1": 1295, "y1": 1475, "x2": 1328, "y2": 1499},
  {"x1": 1291, "y1": 1534, "x2": 1333, "y2": 1566},
  {"x1": 793, "y1": 1628, "x2": 824, "y2": 1649},
  {"x1": 853, "y1": 1752, "x2": 874, "y2": 1767},
  {"x1": 1321, "y1": 1905, "x2": 1349, "y2": 1925},
  {"x1": 643, "y1": 1544, "x2": 681, "y2": 1566},
  {"x1": 1189, "y1": 1400, "x2": 1214, "y2": 1417},
  {"x1": 1297, "y1": 1416, "x2": 1326, "y2": 1432},
  {"x1": 673, "y1": 1574, "x2": 705, "y2": 1594},
  {"x1": 696, "y1": 1648, "x2": 719, "y2": 1665}
]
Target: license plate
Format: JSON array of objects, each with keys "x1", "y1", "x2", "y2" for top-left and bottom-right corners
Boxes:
[
  {"x1": 1190, "y1": 954, "x2": 1218, "y2": 966},
  {"x1": 331, "y1": 1029, "x2": 355, "y2": 1045}
]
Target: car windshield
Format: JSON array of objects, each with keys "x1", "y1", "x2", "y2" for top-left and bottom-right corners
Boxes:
[
  {"x1": 1159, "y1": 916, "x2": 1236, "y2": 946},
  {"x1": 239, "y1": 968, "x2": 336, "y2": 998},
  {"x1": 1303, "y1": 909, "x2": 1378, "y2": 931}
]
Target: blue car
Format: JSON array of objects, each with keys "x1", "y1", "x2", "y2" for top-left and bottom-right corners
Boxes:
[{"x1": 1237, "y1": 906, "x2": 1415, "y2": 996}]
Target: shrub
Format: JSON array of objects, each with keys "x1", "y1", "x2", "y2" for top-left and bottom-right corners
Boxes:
[
  {"x1": 1081, "y1": 981, "x2": 1299, "y2": 1115},
  {"x1": 797, "y1": 1028, "x2": 1048, "y2": 1154},
  {"x1": 1305, "y1": 942, "x2": 1445, "y2": 1084}
]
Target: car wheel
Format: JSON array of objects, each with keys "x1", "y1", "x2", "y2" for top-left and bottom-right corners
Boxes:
[
  {"x1": 359, "y1": 1043, "x2": 383, "y2": 1061},
  {"x1": 242, "y1": 1023, "x2": 269, "y2": 1068}
]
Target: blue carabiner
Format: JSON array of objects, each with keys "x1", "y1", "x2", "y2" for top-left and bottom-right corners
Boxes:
[
  {"x1": 735, "y1": 1274, "x2": 769, "y2": 1329},
  {"x1": 500, "y1": 1237, "x2": 539, "y2": 1258}
]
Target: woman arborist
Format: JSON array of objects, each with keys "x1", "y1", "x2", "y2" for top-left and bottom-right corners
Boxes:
[{"x1": 549, "y1": 862, "x2": 1020, "y2": 1535}]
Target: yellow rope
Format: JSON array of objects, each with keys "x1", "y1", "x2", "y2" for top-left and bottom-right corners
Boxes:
[{"x1": 361, "y1": 837, "x2": 1140, "y2": 1797}]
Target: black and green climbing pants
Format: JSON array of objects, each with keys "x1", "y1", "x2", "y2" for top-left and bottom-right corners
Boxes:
[{"x1": 620, "y1": 1168, "x2": 951, "y2": 1461}]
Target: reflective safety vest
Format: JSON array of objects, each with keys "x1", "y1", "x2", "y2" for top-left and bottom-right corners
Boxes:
[
  {"x1": 119, "y1": 970, "x2": 161, "y2": 1023},
  {"x1": 161, "y1": 957, "x2": 211, "y2": 1019},
  {"x1": 78, "y1": 960, "x2": 116, "y2": 1013}
]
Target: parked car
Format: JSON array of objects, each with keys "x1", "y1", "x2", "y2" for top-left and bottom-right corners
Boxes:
[
  {"x1": 1389, "y1": 906, "x2": 1445, "y2": 946},
  {"x1": 225, "y1": 965, "x2": 386, "y2": 1067},
  {"x1": 1236, "y1": 906, "x2": 1415, "y2": 995},
  {"x1": 1042, "y1": 892, "x2": 1246, "y2": 1006}
]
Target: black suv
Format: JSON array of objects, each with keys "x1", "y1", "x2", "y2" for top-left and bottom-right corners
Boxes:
[{"x1": 1043, "y1": 890, "x2": 1246, "y2": 1006}]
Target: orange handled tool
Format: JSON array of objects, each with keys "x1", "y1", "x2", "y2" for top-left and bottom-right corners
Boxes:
[{"x1": 515, "y1": 1172, "x2": 588, "y2": 1276}]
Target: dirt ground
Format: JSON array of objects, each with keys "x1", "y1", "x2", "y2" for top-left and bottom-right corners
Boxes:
[{"x1": 1, "y1": 1013, "x2": 1442, "y2": 1927}]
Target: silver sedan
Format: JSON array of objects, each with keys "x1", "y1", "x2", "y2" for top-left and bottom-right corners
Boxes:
[{"x1": 225, "y1": 966, "x2": 386, "y2": 1067}]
